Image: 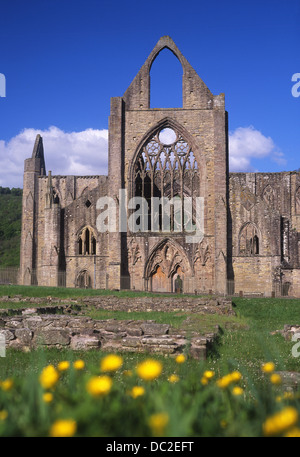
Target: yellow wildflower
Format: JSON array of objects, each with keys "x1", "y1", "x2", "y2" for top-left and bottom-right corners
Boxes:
[
  {"x1": 1, "y1": 378, "x2": 13, "y2": 391},
  {"x1": 57, "y1": 361, "x2": 70, "y2": 372},
  {"x1": 0, "y1": 410, "x2": 8, "y2": 421},
  {"x1": 261, "y1": 362, "x2": 275, "y2": 373},
  {"x1": 203, "y1": 370, "x2": 215, "y2": 379},
  {"x1": 285, "y1": 427, "x2": 300, "y2": 437},
  {"x1": 283, "y1": 392, "x2": 294, "y2": 400},
  {"x1": 148, "y1": 412, "x2": 169, "y2": 436},
  {"x1": 175, "y1": 354, "x2": 186, "y2": 364},
  {"x1": 130, "y1": 386, "x2": 145, "y2": 398},
  {"x1": 43, "y1": 392, "x2": 53, "y2": 403},
  {"x1": 201, "y1": 377, "x2": 208, "y2": 385},
  {"x1": 86, "y1": 375, "x2": 113, "y2": 397},
  {"x1": 100, "y1": 354, "x2": 123, "y2": 372},
  {"x1": 73, "y1": 359, "x2": 85, "y2": 370},
  {"x1": 216, "y1": 374, "x2": 233, "y2": 389},
  {"x1": 49, "y1": 419, "x2": 77, "y2": 437},
  {"x1": 39, "y1": 365, "x2": 59, "y2": 390},
  {"x1": 263, "y1": 407, "x2": 299, "y2": 436},
  {"x1": 230, "y1": 371, "x2": 242, "y2": 382},
  {"x1": 136, "y1": 359, "x2": 163, "y2": 381},
  {"x1": 232, "y1": 386, "x2": 244, "y2": 396},
  {"x1": 270, "y1": 373, "x2": 282, "y2": 385},
  {"x1": 168, "y1": 374, "x2": 179, "y2": 383}
]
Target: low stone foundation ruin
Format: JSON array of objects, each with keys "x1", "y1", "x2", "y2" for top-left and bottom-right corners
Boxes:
[{"x1": 0, "y1": 296, "x2": 234, "y2": 359}]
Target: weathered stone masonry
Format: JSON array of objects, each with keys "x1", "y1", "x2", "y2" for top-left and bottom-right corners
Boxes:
[
  {"x1": 0, "y1": 295, "x2": 233, "y2": 358},
  {"x1": 19, "y1": 36, "x2": 300, "y2": 297}
]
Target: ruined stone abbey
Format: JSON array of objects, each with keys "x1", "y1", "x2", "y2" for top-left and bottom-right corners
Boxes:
[{"x1": 19, "y1": 36, "x2": 300, "y2": 297}]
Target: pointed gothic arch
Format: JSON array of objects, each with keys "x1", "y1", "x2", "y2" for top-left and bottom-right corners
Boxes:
[
  {"x1": 77, "y1": 225, "x2": 97, "y2": 255},
  {"x1": 239, "y1": 222, "x2": 260, "y2": 256},
  {"x1": 144, "y1": 238, "x2": 192, "y2": 292},
  {"x1": 129, "y1": 119, "x2": 205, "y2": 234}
]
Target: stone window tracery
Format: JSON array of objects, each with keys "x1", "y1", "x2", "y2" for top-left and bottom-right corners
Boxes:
[
  {"x1": 133, "y1": 127, "x2": 199, "y2": 232},
  {"x1": 77, "y1": 226, "x2": 97, "y2": 255},
  {"x1": 239, "y1": 223, "x2": 259, "y2": 256}
]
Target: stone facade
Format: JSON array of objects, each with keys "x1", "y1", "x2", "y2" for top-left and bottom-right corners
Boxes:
[{"x1": 19, "y1": 36, "x2": 300, "y2": 297}]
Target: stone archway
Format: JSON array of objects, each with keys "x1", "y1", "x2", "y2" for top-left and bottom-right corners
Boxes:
[
  {"x1": 146, "y1": 239, "x2": 192, "y2": 293},
  {"x1": 151, "y1": 265, "x2": 168, "y2": 293},
  {"x1": 76, "y1": 270, "x2": 91, "y2": 289}
]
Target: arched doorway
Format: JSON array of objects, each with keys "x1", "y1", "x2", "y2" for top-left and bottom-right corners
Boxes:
[
  {"x1": 76, "y1": 270, "x2": 91, "y2": 289},
  {"x1": 145, "y1": 239, "x2": 191, "y2": 293},
  {"x1": 151, "y1": 265, "x2": 168, "y2": 293},
  {"x1": 172, "y1": 265, "x2": 184, "y2": 293}
]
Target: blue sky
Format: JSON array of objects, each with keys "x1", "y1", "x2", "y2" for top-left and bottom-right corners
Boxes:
[{"x1": 0, "y1": 0, "x2": 299, "y2": 187}]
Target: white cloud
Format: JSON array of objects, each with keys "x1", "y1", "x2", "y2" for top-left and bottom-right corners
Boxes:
[
  {"x1": 0, "y1": 126, "x2": 108, "y2": 188},
  {"x1": 0, "y1": 124, "x2": 286, "y2": 188},
  {"x1": 228, "y1": 125, "x2": 286, "y2": 172}
]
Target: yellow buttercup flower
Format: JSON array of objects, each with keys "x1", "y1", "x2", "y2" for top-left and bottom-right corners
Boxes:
[
  {"x1": 1, "y1": 378, "x2": 13, "y2": 391},
  {"x1": 283, "y1": 392, "x2": 294, "y2": 400},
  {"x1": 49, "y1": 419, "x2": 77, "y2": 437},
  {"x1": 216, "y1": 374, "x2": 233, "y2": 389},
  {"x1": 270, "y1": 373, "x2": 282, "y2": 385},
  {"x1": 203, "y1": 370, "x2": 215, "y2": 379},
  {"x1": 100, "y1": 354, "x2": 123, "y2": 372},
  {"x1": 39, "y1": 365, "x2": 59, "y2": 390},
  {"x1": 0, "y1": 410, "x2": 8, "y2": 421},
  {"x1": 57, "y1": 361, "x2": 70, "y2": 372},
  {"x1": 216, "y1": 371, "x2": 242, "y2": 389},
  {"x1": 148, "y1": 412, "x2": 169, "y2": 436},
  {"x1": 86, "y1": 375, "x2": 113, "y2": 397},
  {"x1": 263, "y1": 407, "x2": 299, "y2": 436},
  {"x1": 130, "y1": 386, "x2": 145, "y2": 398},
  {"x1": 232, "y1": 386, "x2": 244, "y2": 396},
  {"x1": 175, "y1": 354, "x2": 186, "y2": 364},
  {"x1": 43, "y1": 392, "x2": 53, "y2": 403},
  {"x1": 201, "y1": 377, "x2": 208, "y2": 385},
  {"x1": 136, "y1": 359, "x2": 163, "y2": 381},
  {"x1": 261, "y1": 362, "x2": 275, "y2": 373},
  {"x1": 73, "y1": 359, "x2": 85, "y2": 370},
  {"x1": 168, "y1": 374, "x2": 180, "y2": 384},
  {"x1": 285, "y1": 427, "x2": 300, "y2": 437},
  {"x1": 230, "y1": 371, "x2": 242, "y2": 382}
]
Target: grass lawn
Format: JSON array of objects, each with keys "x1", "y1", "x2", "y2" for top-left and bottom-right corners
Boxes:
[
  {"x1": 1, "y1": 290, "x2": 300, "y2": 437},
  {"x1": 1, "y1": 292, "x2": 299, "y2": 382}
]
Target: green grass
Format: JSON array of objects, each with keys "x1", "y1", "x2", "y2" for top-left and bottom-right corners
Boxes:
[
  {"x1": 1, "y1": 295, "x2": 300, "y2": 437},
  {"x1": 0, "y1": 284, "x2": 203, "y2": 299},
  {"x1": 208, "y1": 297, "x2": 300, "y2": 382}
]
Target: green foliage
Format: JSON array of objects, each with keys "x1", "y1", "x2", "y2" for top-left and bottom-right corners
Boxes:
[
  {"x1": 0, "y1": 190, "x2": 22, "y2": 267},
  {"x1": 0, "y1": 350, "x2": 299, "y2": 437},
  {"x1": 1, "y1": 296, "x2": 300, "y2": 436}
]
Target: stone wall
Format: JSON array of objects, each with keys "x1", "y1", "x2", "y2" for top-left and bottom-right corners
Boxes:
[{"x1": 0, "y1": 307, "x2": 220, "y2": 360}]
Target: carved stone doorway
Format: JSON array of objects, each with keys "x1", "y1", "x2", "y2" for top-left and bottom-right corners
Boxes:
[
  {"x1": 76, "y1": 270, "x2": 91, "y2": 289},
  {"x1": 150, "y1": 265, "x2": 169, "y2": 292}
]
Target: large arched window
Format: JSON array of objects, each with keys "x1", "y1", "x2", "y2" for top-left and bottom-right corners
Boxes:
[
  {"x1": 239, "y1": 223, "x2": 259, "y2": 256},
  {"x1": 133, "y1": 126, "x2": 199, "y2": 232},
  {"x1": 77, "y1": 226, "x2": 97, "y2": 255}
]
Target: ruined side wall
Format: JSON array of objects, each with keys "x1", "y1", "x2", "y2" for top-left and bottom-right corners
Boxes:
[
  {"x1": 34, "y1": 175, "x2": 109, "y2": 288},
  {"x1": 229, "y1": 172, "x2": 300, "y2": 296}
]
